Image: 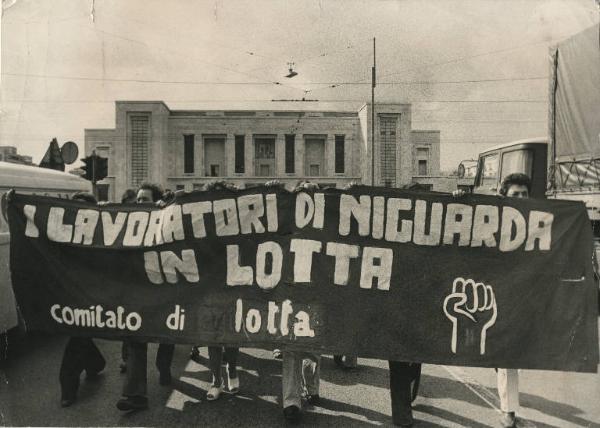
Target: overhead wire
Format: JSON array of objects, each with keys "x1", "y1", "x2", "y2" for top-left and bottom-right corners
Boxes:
[
  {"x1": 310, "y1": 37, "x2": 562, "y2": 94},
  {"x1": 2, "y1": 98, "x2": 547, "y2": 103},
  {"x1": 246, "y1": 37, "x2": 373, "y2": 74},
  {"x1": 1, "y1": 71, "x2": 548, "y2": 86}
]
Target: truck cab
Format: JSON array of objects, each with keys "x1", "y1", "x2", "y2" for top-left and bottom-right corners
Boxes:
[{"x1": 473, "y1": 138, "x2": 548, "y2": 197}]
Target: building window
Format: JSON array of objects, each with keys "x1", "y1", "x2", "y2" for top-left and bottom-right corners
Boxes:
[
  {"x1": 255, "y1": 136, "x2": 276, "y2": 176},
  {"x1": 130, "y1": 115, "x2": 149, "y2": 187},
  {"x1": 335, "y1": 135, "x2": 345, "y2": 173},
  {"x1": 285, "y1": 135, "x2": 295, "y2": 173},
  {"x1": 415, "y1": 147, "x2": 430, "y2": 176},
  {"x1": 380, "y1": 115, "x2": 398, "y2": 187},
  {"x1": 184, "y1": 135, "x2": 194, "y2": 174},
  {"x1": 96, "y1": 184, "x2": 109, "y2": 202},
  {"x1": 176, "y1": 184, "x2": 185, "y2": 191},
  {"x1": 478, "y1": 153, "x2": 498, "y2": 188},
  {"x1": 304, "y1": 137, "x2": 325, "y2": 176},
  {"x1": 94, "y1": 146, "x2": 111, "y2": 177},
  {"x1": 235, "y1": 135, "x2": 245, "y2": 174},
  {"x1": 204, "y1": 137, "x2": 225, "y2": 177}
]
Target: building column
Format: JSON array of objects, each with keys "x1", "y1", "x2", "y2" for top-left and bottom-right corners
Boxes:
[
  {"x1": 275, "y1": 134, "x2": 285, "y2": 176},
  {"x1": 325, "y1": 134, "x2": 334, "y2": 176},
  {"x1": 244, "y1": 133, "x2": 253, "y2": 177},
  {"x1": 297, "y1": 135, "x2": 305, "y2": 177},
  {"x1": 197, "y1": 134, "x2": 205, "y2": 177},
  {"x1": 345, "y1": 135, "x2": 353, "y2": 177},
  {"x1": 225, "y1": 134, "x2": 235, "y2": 177}
]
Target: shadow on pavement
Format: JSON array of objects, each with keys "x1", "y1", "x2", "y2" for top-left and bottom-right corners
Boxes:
[
  {"x1": 413, "y1": 404, "x2": 491, "y2": 428},
  {"x1": 319, "y1": 356, "x2": 597, "y2": 428},
  {"x1": 150, "y1": 349, "x2": 391, "y2": 427}
]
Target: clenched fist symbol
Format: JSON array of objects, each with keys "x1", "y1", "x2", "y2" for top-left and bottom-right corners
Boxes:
[{"x1": 443, "y1": 277, "x2": 497, "y2": 355}]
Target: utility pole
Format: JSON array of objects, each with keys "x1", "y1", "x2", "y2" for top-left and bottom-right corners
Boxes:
[{"x1": 371, "y1": 37, "x2": 376, "y2": 185}]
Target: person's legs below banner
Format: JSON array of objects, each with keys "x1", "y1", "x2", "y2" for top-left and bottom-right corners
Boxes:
[
  {"x1": 282, "y1": 351, "x2": 302, "y2": 423},
  {"x1": 497, "y1": 368, "x2": 519, "y2": 427},
  {"x1": 156, "y1": 343, "x2": 174, "y2": 386},
  {"x1": 302, "y1": 354, "x2": 321, "y2": 404},
  {"x1": 117, "y1": 341, "x2": 148, "y2": 411},
  {"x1": 59, "y1": 337, "x2": 87, "y2": 406},
  {"x1": 224, "y1": 347, "x2": 240, "y2": 394},
  {"x1": 120, "y1": 341, "x2": 128, "y2": 373},
  {"x1": 59, "y1": 337, "x2": 106, "y2": 407},
  {"x1": 389, "y1": 361, "x2": 421, "y2": 427},
  {"x1": 82, "y1": 338, "x2": 106, "y2": 381}
]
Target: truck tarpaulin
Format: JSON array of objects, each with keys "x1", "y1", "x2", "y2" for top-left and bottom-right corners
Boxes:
[{"x1": 549, "y1": 23, "x2": 600, "y2": 189}]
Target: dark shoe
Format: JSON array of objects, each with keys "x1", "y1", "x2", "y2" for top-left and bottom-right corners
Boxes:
[
  {"x1": 159, "y1": 370, "x2": 172, "y2": 386},
  {"x1": 392, "y1": 407, "x2": 414, "y2": 427},
  {"x1": 273, "y1": 349, "x2": 282, "y2": 360},
  {"x1": 306, "y1": 394, "x2": 320, "y2": 405},
  {"x1": 333, "y1": 355, "x2": 343, "y2": 367},
  {"x1": 500, "y1": 411, "x2": 517, "y2": 428},
  {"x1": 61, "y1": 397, "x2": 75, "y2": 408},
  {"x1": 116, "y1": 395, "x2": 148, "y2": 411},
  {"x1": 283, "y1": 405, "x2": 301, "y2": 423},
  {"x1": 190, "y1": 346, "x2": 201, "y2": 363}
]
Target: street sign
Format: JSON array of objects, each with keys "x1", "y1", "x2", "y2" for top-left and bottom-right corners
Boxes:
[
  {"x1": 39, "y1": 138, "x2": 65, "y2": 171},
  {"x1": 61, "y1": 141, "x2": 79, "y2": 165}
]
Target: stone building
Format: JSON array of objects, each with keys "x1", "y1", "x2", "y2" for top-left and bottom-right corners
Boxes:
[{"x1": 85, "y1": 101, "x2": 441, "y2": 201}]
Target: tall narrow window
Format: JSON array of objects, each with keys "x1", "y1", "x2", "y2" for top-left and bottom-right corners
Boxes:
[
  {"x1": 285, "y1": 135, "x2": 295, "y2": 173},
  {"x1": 130, "y1": 115, "x2": 149, "y2": 187},
  {"x1": 204, "y1": 137, "x2": 225, "y2": 177},
  {"x1": 235, "y1": 135, "x2": 245, "y2": 173},
  {"x1": 335, "y1": 135, "x2": 345, "y2": 173},
  {"x1": 184, "y1": 134, "x2": 194, "y2": 174},
  {"x1": 254, "y1": 136, "x2": 276, "y2": 176},
  {"x1": 380, "y1": 115, "x2": 398, "y2": 187},
  {"x1": 304, "y1": 137, "x2": 325, "y2": 176},
  {"x1": 415, "y1": 147, "x2": 430, "y2": 176}
]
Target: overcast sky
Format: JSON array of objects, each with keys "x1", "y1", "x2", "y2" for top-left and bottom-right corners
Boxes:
[{"x1": 1, "y1": 0, "x2": 598, "y2": 170}]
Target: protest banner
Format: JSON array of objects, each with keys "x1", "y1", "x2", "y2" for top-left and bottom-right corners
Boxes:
[{"x1": 6, "y1": 186, "x2": 599, "y2": 372}]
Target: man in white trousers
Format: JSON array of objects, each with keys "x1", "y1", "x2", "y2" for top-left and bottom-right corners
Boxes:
[
  {"x1": 496, "y1": 173, "x2": 531, "y2": 428},
  {"x1": 454, "y1": 172, "x2": 531, "y2": 428},
  {"x1": 282, "y1": 352, "x2": 321, "y2": 423}
]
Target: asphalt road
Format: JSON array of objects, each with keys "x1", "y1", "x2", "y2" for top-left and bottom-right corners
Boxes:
[{"x1": 0, "y1": 332, "x2": 598, "y2": 427}]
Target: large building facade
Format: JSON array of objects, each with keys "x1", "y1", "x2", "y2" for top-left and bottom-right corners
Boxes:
[{"x1": 85, "y1": 101, "x2": 440, "y2": 201}]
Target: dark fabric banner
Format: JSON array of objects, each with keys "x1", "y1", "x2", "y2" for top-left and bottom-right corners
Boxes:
[{"x1": 7, "y1": 186, "x2": 599, "y2": 372}]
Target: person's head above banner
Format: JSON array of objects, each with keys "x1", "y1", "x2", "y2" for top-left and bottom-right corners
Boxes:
[{"x1": 499, "y1": 173, "x2": 531, "y2": 199}]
